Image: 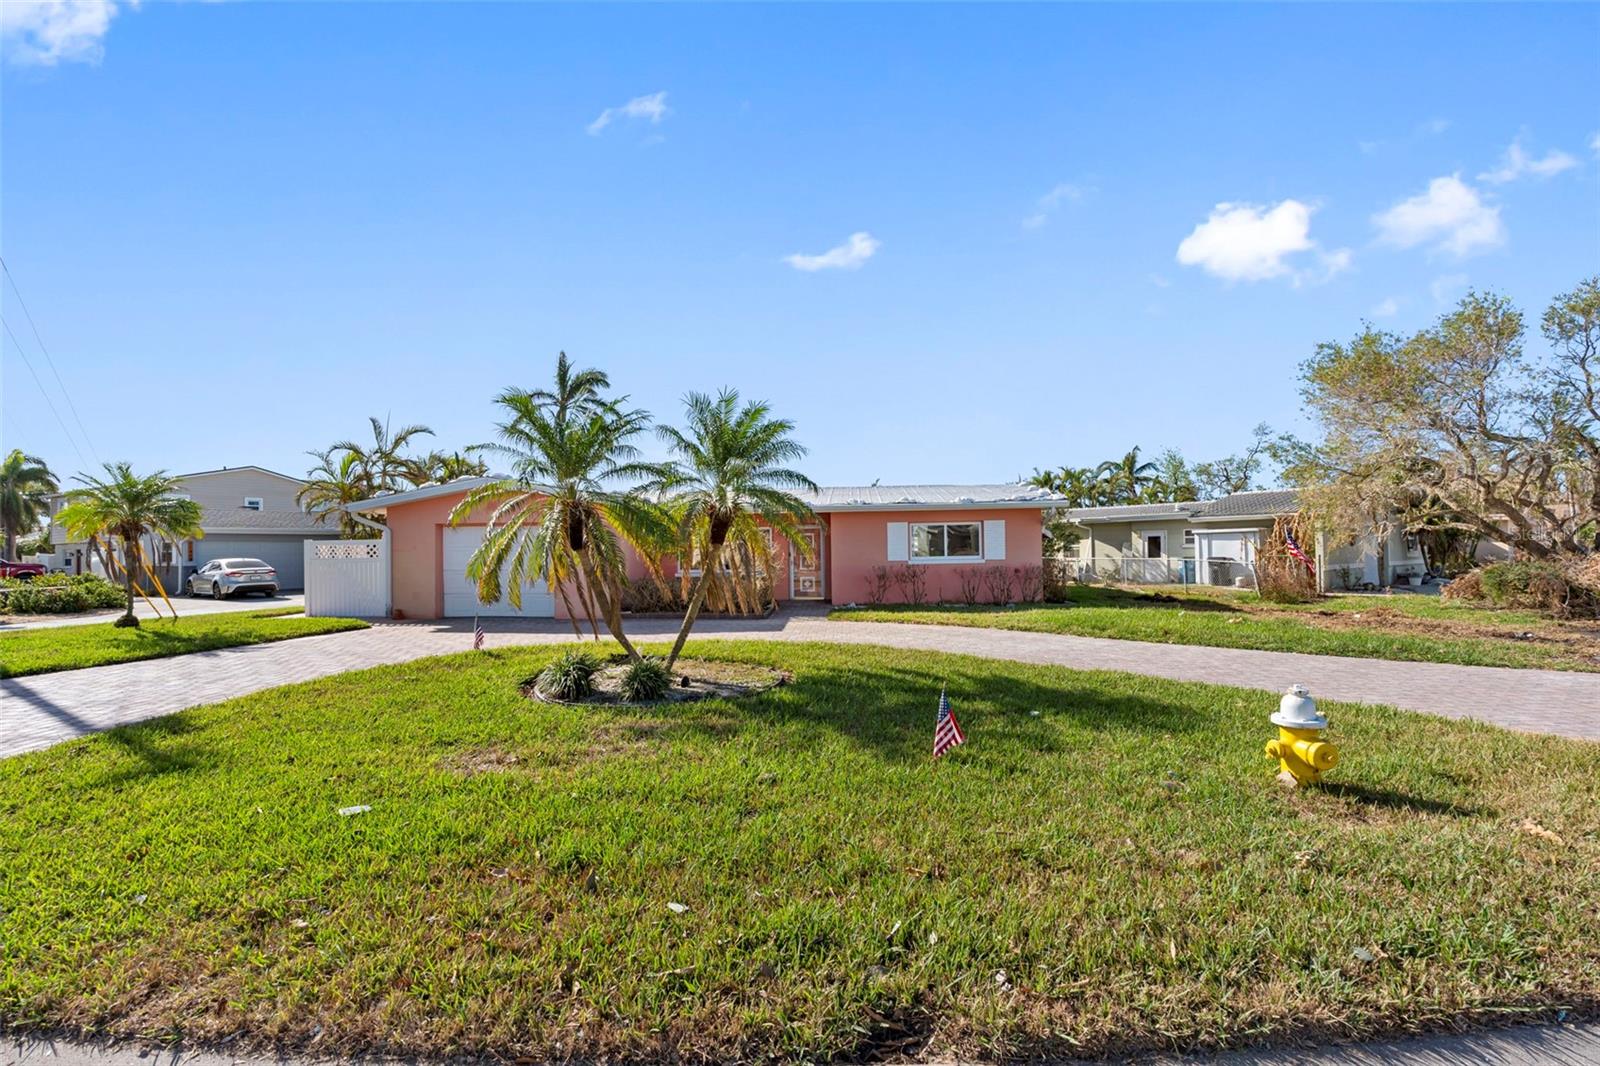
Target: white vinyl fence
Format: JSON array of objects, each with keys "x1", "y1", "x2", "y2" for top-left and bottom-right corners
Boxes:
[{"x1": 304, "y1": 539, "x2": 389, "y2": 618}]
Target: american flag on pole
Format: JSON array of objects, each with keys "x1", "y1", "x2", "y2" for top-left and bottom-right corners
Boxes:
[
  {"x1": 1284, "y1": 528, "x2": 1315, "y2": 574},
  {"x1": 473, "y1": 615, "x2": 486, "y2": 650},
  {"x1": 933, "y1": 685, "x2": 966, "y2": 758}
]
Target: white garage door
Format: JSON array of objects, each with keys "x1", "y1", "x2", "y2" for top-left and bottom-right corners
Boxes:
[{"x1": 442, "y1": 525, "x2": 555, "y2": 617}]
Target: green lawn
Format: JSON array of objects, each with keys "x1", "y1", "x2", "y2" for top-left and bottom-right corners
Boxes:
[
  {"x1": 0, "y1": 609, "x2": 368, "y2": 678},
  {"x1": 2, "y1": 640, "x2": 1594, "y2": 1061},
  {"x1": 831, "y1": 585, "x2": 1600, "y2": 672}
]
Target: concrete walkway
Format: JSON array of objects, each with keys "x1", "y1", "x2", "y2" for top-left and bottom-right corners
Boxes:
[
  {"x1": 4, "y1": 610, "x2": 1598, "y2": 759},
  {"x1": 0, "y1": 593, "x2": 306, "y2": 631},
  {"x1": 6, "y1": 1021, "x2": 1597, "y2": 1064}
]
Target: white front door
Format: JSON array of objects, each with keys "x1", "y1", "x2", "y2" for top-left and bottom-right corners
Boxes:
[{"x1": 442, "y1": 526, "x2": 555, "y2": 617}]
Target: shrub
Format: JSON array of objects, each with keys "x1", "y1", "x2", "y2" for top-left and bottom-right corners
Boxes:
[
  {"x1": 1440, "y1": 569, "x2": 1485, "y2": 603},
  {"x1": 621, "y1": 577, "x2": 682, "y2": 613},
  {"x1": 862, "y1": 565, "x2": 892, "y2": 607},
  {"x1": 1478, "y1": 560, "x2": 1569, "y2": 613},
  {"x1": 619, "y1": 657, "x2": 673, "y2": 702},
  {"x1": 955, "y1": 567, "x2": 982, "y2": 607},
  {"x1": 535, "y1": 648, "x2": 601, "y2": 701},
  {"x1": 1042, "y1": 558, "x2": 1074, "y2": 601},
  {"x1": 1, "y1": 573, "x2": 125, "y2": 614},
  {"x1": 892, "y1": 563, "x2": 928, "y2": 606},
  {"x1": 982, "y1": 564, "x2": 1013, "y2": 605},
  {"x1": 1014, "y1": 564, "x2": 1044, "y2": 603}
]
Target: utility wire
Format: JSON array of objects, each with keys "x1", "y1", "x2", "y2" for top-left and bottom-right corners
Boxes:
[
  {"x1": 3, "y1": 314, "x2": 88, "y2": 468},
  {"x1": 0, "y1": 256, "x2": 100, "y2": 463}
]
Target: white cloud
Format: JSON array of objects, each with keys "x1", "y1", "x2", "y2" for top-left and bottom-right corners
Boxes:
[
  {"x1": 1147, "y1": 273, "x2": 1171, "y2": 289},
  {"x1": 1022, "y1": 182, "x2": 1092, "y2": 228},
  {"x1": 1479, "y1": 136, "x2": 1579, "y2": 184},
  {"x1": 1371, "y1": 297, "x2": 1400, "y2": 318},
  {"x1": 1431, "y1": 273, "x2": 1470, "y2": 305},
  {"x1": 784, "y1": 232, "x2": 881, "y2": 272},
  {"x1": 1175, "y1": 199, "x2": 1347, "y2": 284},
  {"x1": 587, "y1": 91, "x2": 669, "y2": 136},
  {"x1": 1, "y1": 0, "x2": 136, "y2": 66},
  {"x1": 1372, "y1": 175, "x2": 1504, "y2": 257}
]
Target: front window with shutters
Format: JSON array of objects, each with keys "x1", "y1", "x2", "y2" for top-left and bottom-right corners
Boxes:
[{"x1": 910, "y1": 522, "x2": 982, "y2": 560}]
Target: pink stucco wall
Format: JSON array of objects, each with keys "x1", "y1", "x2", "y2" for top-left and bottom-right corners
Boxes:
[
  {"x1": 380, "y1": 488, "x2": 1046, "y2": 616},
  {"x1": 825, "y1": 508, "x2": 1045, "y2": 605},
  {"x1": 382, "y1": 489, "x2": 652, "y2": 620}
]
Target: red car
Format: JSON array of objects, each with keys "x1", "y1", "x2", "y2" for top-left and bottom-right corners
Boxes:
[{"x1": 0, "y1": 558, "x2": 47, "y2": 581}]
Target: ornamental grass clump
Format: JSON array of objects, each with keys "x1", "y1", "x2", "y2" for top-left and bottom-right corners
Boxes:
[
  {"x1": 619, "y1": 656, "x2": 673, "y2": 703},
  {"x1": 535, "y1": 648, "x2": 601, "y2": 701}
]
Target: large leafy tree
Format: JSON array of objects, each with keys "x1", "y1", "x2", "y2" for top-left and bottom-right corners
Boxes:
[
  {"x1": 1193, "y1": 422, "x2": 1272, "y2": 499},
  {"x1": 653, "y1": 389, "x2": 817, "y2": 668},
  {"x1": 0, "y1": 449, "x2": 57, "y2": 559},
  {"x1": 448, "y1": 355, "x2": 670, "y2": 658},
  {"x1": 1285, "y1": 279, "x2": 1600, "y2": 556},
  {"x1": 55, "y1": 464, "x2": 203, "y2": 627}
]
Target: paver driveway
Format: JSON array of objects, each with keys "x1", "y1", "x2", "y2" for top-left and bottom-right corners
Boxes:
[{"x1": 3, "y1": 609, "x2": 1598, "y2": 758}]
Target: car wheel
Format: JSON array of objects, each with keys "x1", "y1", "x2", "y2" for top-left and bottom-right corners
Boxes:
[{"x1": 212, "y1": 582, "x2": 226, "y2": 600}]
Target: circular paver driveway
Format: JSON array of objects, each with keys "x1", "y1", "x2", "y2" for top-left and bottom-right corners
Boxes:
[{"x1": 3, "y1": 610, "x2": 1597, "y2": 759}]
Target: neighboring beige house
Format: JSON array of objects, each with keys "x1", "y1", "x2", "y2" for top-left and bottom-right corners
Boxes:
[
  {"x1": 1057, "y1": 489, "x2": 1430, "y2": 590},
  {"x1": 40, "y1": 465, "x2": 340, "y2": 592}
]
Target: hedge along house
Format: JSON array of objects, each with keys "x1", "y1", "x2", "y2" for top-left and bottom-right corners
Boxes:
[
  {"x1": 318, "y1": 480, "x2": 1066, "y2": 619},
  {"x1": 1058, "y1": 489, "x2": 1431, "y2": 590}
]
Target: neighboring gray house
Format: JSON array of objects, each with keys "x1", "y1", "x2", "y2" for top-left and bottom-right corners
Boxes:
[
  {"x1": 41, "y1": 465, "x2": 341, "y2": 593},
  {"x1": 1058, "y1": 489, "x2": 1429, "y2": 590}
]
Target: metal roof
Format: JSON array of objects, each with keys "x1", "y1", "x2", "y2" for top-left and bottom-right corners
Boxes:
[
  {"x1": 1063, "y1": 502, "x2": 1200, "y2": 523},
  {"x1": 796, "y1": 484, "x2": 1066, "y2": 510},
  {"x1": 347, "y1": 477, "x2": 500, "y2": 512}
]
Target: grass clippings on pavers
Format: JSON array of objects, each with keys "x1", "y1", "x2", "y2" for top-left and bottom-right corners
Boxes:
[
  {"x1": 0, "y1": 608, "x2": 368, "y2": 678},
  {"x1": 1, "y1": 640, "x2": 1596, "y2": 1061}
]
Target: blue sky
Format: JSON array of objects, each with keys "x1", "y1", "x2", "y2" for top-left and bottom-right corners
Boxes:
[{"x1": 3, "y1": 2, "x2": 1598, "y2": 489}]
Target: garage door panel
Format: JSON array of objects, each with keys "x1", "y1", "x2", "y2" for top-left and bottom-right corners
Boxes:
[
  {"x1": 442, "y1": 526, "x2": 554, "y2": 617},
  {"x1": 195, "y1": 535, "x2": 335, "y2": 591}
]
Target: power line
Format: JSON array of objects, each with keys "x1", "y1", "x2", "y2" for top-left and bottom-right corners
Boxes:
[
  {"x1": 0, "y1": 257, "x2": 100, "y2": 463},
  {"x1": 2, "y1": 314, "x2": 88, "y2": 468}
]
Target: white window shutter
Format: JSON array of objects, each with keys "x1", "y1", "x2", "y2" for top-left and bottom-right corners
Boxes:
[
  {"x1": 886, "y1": 522, "x2": 909, "y2": 562},
  {"x1": 984, "y1": 519, "x2": 1006, "y2": 561}
]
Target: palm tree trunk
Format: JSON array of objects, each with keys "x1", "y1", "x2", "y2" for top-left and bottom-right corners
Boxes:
[
  {"x1": 579, "y1": 554, "x2": 641, "y2": 662},
  {"x1": 666, "y1": 539, "x2": 723, "y2": 668},
  {"x1": 2, "y1": 524, "x2": 16, "y2": 561},
  {"x1": 116, "y1": 539, "x2": 138, "y2": 627}
]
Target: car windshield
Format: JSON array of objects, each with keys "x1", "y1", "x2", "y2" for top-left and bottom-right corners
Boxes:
[{"x1": 227, "y1": 559, "x2": 271, "y2": 569}]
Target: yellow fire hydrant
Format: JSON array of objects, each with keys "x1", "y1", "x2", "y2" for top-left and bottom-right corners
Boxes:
[{"x1": 1265, "y1": 684, "x2": 1338, "y2": 788}]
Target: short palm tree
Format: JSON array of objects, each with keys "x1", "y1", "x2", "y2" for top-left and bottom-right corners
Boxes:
[
  {"x1": 654, "y1": 390, "x2": 817, "y2": 668},
  {"x1": 448, "y1": 358, "x2": 671, "y2": 659},
  {"x1": 409, "y1": 448, "x2": 490, "y2": 486},
  {"x1": 1, "y1": 449, "x2": 58, "y2": 560},
  {"x1": 54, "y1": 463, "x2": 204, "y2": 627}
]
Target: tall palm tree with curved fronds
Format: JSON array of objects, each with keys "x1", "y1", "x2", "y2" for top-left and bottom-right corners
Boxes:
[
  {"x1": 55, "y1": 464, "x2": 203, "y2": 627},
  {"x1": 1, "y1": 449, "x2": 57, "y2": 560},
  {"x1": 1095, "y1": 447, "x2": 1158, "y2": 504},
  {"x1": 331, "y1": 416, "x2": 434, "y2": 496},
  {"x1": 298, "y1": 448, "x2": 374, "y2": 537},
  {"x1": 652, "y1": 389, "x2": 818, "y2": 668},
  {"x1": 448, "y1": 359, "x2": 671, "y2": 659}
]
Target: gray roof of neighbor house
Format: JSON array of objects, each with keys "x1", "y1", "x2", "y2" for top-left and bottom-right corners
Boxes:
[
  {"x1": 1064, "y1": 490, "x2": 1300, "y2": 524},
  {"x1": 199, "y1": 506, "x2": 337, "y2": 533},
  {"x1": 795, "y1": 484, "x2": 1068, "y2": 511},
  {"x1": 1191, "y1": 489, "x2": 1300, "y2": 519}
]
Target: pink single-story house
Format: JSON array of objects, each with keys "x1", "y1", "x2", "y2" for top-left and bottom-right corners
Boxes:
[{"x1": 315, "y1": 480, "x2": 1065, "y2": 619}]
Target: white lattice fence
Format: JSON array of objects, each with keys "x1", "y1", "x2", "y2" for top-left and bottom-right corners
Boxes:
[{"x1": 305, "y1": 538, "x2": 388, "y2": 617}]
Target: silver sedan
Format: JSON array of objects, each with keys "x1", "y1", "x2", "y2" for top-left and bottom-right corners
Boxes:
[{"x1": 188, "y1": 558, "x2": 280, "y2": 599}]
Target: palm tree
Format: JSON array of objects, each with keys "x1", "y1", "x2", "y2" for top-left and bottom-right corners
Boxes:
[
  {"x1": 408, "y1": 448, "x2": 490, "y2": 486},
  {"x1": 332, "y1": 416, "x2": 434, "y2": 495},
  {"x1": 298, "y1": 448, "x2": 373, "y2": 537},
  {"x1": 447, "y1": 359, "x2": 671, "y2": 659},
  {"x1": 55, "y1": 464, "x2": 203, "y2": 627},
  {"x1": 653, "y1": 389, "x2": 818, "y2": 668},
  {"x1": 0, "y1": 450, "x2": 57, "y2": 560},
  {"x1": 1095, "y1": 447, "x2": 1158, "y2": 504}
]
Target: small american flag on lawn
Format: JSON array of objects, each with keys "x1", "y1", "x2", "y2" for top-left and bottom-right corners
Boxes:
[
  {"x1": 1284, "y1": 529, "x2": 1315, "y2": 574},
  {"x1": 473, "y1": 616, "x2": 486, "y2": 651},
  {"x1": 933, "y1": 685, "x2": 966, "y2": 759}
]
